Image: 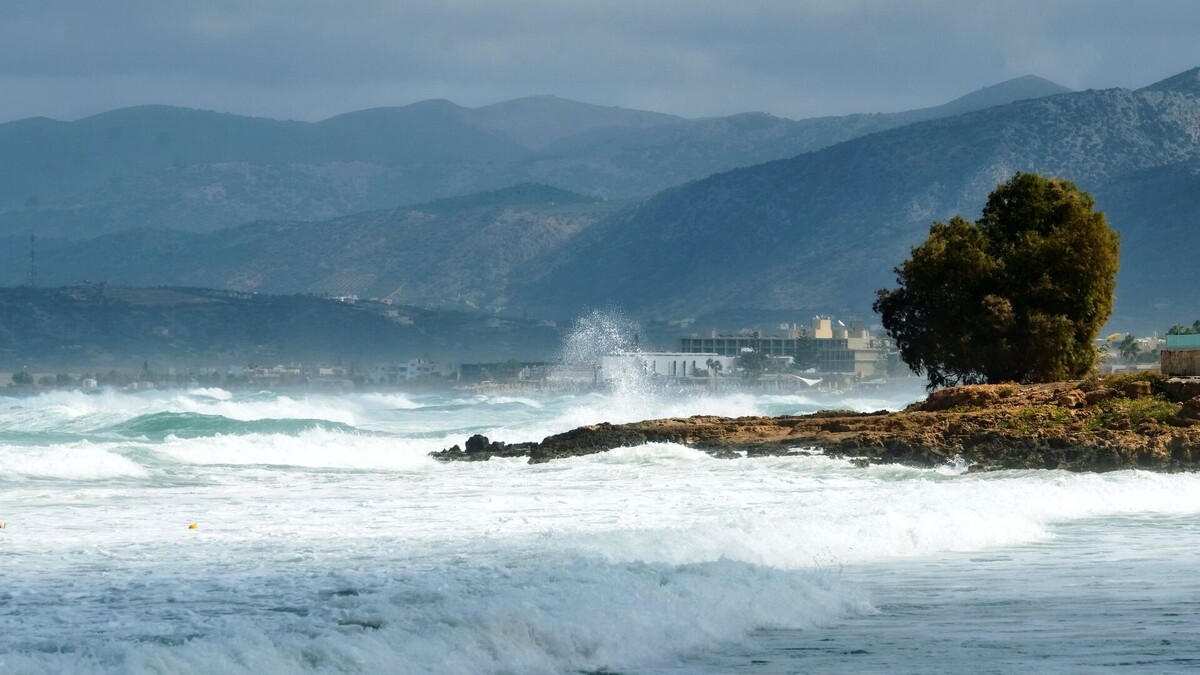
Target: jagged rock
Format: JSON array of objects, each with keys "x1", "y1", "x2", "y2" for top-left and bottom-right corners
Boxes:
[
  {"x1": 1169, "y1": 435, "x2": 1200, "y2": 462},
  {"x1": 432, "y1": 433, "x2": 539, "y2": 462},
  {"x1": 1164, "y1": 378, "x2": 1200, "y2": 403},
  {"x1": 434, "y1": 379, "x2": 1200, "y2": 472},
  {"x1": 1183, "y1": 396, "x2": 1200, "y2": 418},
  {"x1": 1057, "y1": 389, "x2": 1086, "y2": 408},
  {"x1": 1167, "y1": 395, "x2": 1200, "y2": 427},
  {"x1": 464, "y1": 434, "x2": 490, "y2": 454},
  {"x1": 919, "y1": 384, "x2": 1012, "y2": 411}
]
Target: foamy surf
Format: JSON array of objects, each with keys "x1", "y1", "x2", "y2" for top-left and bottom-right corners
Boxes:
[
  {"x1": 0, "y1": 440, "x2": 150, "y2": 481},
  {"x1": 3, "y1": 380, "x2": 1200, "y2": 673},
  {"x1": 0, "y1": 556, "x2": 869, "y2": 675}
]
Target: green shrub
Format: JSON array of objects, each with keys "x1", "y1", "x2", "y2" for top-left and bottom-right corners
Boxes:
[
  {"x1": 1088, "y1": 396, "x2": 1178, "y2": 431},
  {"x1": 1080, "y1": 370, "x2": 1167, "y2": 395}
]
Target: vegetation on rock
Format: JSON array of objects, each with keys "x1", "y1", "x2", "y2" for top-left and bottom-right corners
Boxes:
[
  {"x1": 436, "y1": 375, "x2": 1200, "y2": 472},
  {"x1": 874, "y1": 173, "x2": 1120, "y2": 388}
]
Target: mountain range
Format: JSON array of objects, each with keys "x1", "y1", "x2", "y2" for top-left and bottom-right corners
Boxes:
[
  {"x1": 3, "y1": 68, "x2": 1199, "y2": 334},
  {"x1": 9, "y1": 184, "x2": 616, "y2": 311},
  {"x1": 0, "y1": 75, "x2": 1068, "y2": 239},
  {"x1": 517, "y1": 67, "x2": 1200, "y2": 329},
  {"x1": 0, "y1": 285, "x2": 563, "y2": 367}
]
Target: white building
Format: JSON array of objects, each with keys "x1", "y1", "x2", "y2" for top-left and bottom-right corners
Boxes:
[
  {"x1": 367, "y1": 359, "x2": 440, "y2": 384},
  {"x1": 599, "y1": 352, "x2": 737, "y2": 381}
]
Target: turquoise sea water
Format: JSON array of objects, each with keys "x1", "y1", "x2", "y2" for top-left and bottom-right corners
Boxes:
[{"x1": 2, "y1": 386, "x2": 1199, "y2": 674}]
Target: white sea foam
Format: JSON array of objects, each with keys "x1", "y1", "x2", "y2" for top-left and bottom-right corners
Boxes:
[
  {"x1": 501, "y1": 445, "x2": 1200, "y2": 570},
  {"x1": 482, "y1": 395, "x2": 545, "y2": 408},
  {"x1": 0, "y1": 440, "x2": 148, "y2": 480},
  {"x1": 0, "y1": 389, "x2": 404, "y2": 434},
  {"x1": 187, "y1": 387, "x2": 234, "y2": 400},
  {"x1": 5, "y1": 382, "x2": 1200, "y2": 673},
  {"x1": 1, "y1": 558, "x2": 868, "y2": 675},
  {"x1": 150, "y1": 428, "x2": 439, "y2": 470},
  {"x1": 353, "y1": 392, "x2": 424, "y2": 410},
  {"x1": 163, "y1": 393, "x2": 361, "y2": 425}
]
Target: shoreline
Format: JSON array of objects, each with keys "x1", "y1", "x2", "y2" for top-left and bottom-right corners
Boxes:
[{"x1": 434, "y1": 374, "x2": 1200, "y2": 472}]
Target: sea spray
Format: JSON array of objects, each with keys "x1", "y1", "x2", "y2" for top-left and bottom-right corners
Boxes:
[
  {"x1": 545, "y1": 309, "x2": 748, "y2": 426},
  {"x1": 556, "y1": 308, "x2": 644, "y2": 369}
]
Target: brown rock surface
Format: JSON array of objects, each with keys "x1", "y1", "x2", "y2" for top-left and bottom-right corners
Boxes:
[
  {"x1": 1124, "y1": 380, "x2": 1153, "y2": 399},
  {"x1": 433, "y1": 376, "x2": 1200, "y2": 472},
  {"x1": 1057, "y1": 389, "x2": 1086, "y2": 408},
  {"x1": 1167, "y1": 395, "x2": 1200, "y2": 428}
]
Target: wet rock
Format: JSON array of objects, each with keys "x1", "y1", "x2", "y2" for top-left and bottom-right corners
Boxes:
[
  {"x1": 464, "y1": 434, "x2": 490, "y2": 455},
  {"x1": 432, "y1": 433, "x2": 538, "y2": 462}
]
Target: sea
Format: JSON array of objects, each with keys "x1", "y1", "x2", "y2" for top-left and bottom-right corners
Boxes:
[{"x1": 3, "y1": 379, "x2": 1200, "y2": 674}]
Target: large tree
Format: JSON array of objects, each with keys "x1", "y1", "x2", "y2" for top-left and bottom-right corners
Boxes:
[{"x1": 874, "y1": 173, "x2": 1120, "y2": 388}]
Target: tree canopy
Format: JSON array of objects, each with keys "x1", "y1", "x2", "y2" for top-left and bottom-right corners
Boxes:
[
  {"x1": 874, "y1": 172, "x2": 1120, "y2": 388},
  {"x1": 1167, "y1": 320, "x2": 1200, "y2": 336}
]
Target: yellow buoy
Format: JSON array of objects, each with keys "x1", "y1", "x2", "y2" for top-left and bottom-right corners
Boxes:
[
  {"x1": 188, "y1": 522, "x2": 198, "y2": 529},
  {"x1": 0, "y1": 521, "x2": 6, "y2": 529}
]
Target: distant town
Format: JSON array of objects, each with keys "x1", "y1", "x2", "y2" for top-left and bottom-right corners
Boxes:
[{"x1": 5, "y1": 309, "x2": 1187, "y2": 396}]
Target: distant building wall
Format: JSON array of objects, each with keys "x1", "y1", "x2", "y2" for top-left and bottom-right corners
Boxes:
[
  {"x1": 600, "y1": 352, "x2": 736, "y2": 381},
  {"x1": 1161, "y1": 349, "x2": 1200, "y2": 377},
  {"x1": 811, "y1": 316, "x2": 833, "y2": 339},
  {"x1": 1166, "y1": 334, "x2": 1200, "y2": 349},
  {"x1": 680, "y1": 336, "x2": 819, "y2": 357},
  {"x1": 679, "y1": 335, "x2": 882, "y2": 377}
]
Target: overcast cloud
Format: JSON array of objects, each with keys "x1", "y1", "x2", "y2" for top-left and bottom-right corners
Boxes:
[{"x1": 0, "y1": 0, "x2": 1197, "y2": 123}]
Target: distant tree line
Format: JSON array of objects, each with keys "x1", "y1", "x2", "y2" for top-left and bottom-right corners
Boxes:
[{"x1": 1167, "y1": 320, "x2": 1200, "y2": 336}]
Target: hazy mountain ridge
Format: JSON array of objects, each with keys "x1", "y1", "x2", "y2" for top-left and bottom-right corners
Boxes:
[
  {"x1": 0, "y1": 76, "x2": 1070, "y2": 239},
  {"x1": 512, "y1": 70, "x2": 1200, "y2": 327},
  {"x1": 7, "y1": 70, "x2": 1198, "y2": 330},
  {"x1": 1139, "y1": 66, "x2": 1200, "y2": 96},
  {"x1": 0, "y1": 285, "x2": 563, "y2": 367},
  {"x1": 4, "y1": 184, "x2": 618, "y2": 311},
  {"x1": 472, "y1": 95, "x2": 683, "y2": 148},
  {"x1": 516, "y1": 75, "x2": 1072, "y2": 198}
]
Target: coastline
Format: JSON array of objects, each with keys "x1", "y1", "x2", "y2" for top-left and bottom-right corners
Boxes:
[{"x1": 435, "y1": 373, "x2": 1200, "y2": 472}]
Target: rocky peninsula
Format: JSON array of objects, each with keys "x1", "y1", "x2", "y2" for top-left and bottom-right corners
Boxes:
[{"x1": 434, "y1": 373, "x2": 1200, "y2": 472}]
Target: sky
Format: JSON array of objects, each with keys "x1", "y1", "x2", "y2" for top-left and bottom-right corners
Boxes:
[{"x1": 0, "y1": 0, "x2": 1197, "y2": 124}]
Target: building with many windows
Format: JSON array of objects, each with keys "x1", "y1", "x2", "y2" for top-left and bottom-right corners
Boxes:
[
  {"x1": 367, "y1": 359, "x2": 441, "y2": 384},
  {"x1": 599, "y1": 352, "x2": 738, "y2": 381},
  {"x1": 678, "y1": 316, "x2": 885, "y2": 378}
]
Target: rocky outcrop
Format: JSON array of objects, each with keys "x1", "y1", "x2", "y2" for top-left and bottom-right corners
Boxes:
[
  {"x1": 1167, "y1": 395, "x2": 1200, "y2": 428},
  {"x1": 433, "y1": 376, "x2": 1200, "y2": 472},
  {"x1": 1164, "y1": 377, "x2": 1200, "y2": 402}
]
